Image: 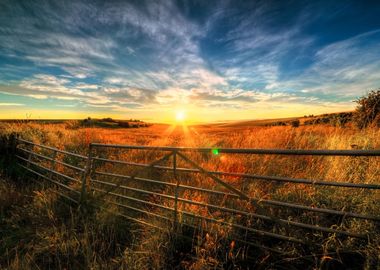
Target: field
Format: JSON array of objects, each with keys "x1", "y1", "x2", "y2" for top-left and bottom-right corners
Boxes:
[{"x1": 0, "y1": 121, "x2": 379, "y2": 269}]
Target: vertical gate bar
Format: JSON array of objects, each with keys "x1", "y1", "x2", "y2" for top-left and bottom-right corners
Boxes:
[
  {"x1": 80, "y1": 144, "x2": 93, "y2": 204},
  {"x1": 173, "y1": 150, "x2": 179, "y2": 231}
]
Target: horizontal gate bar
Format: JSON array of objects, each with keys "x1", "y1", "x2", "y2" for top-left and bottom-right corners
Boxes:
[
  {"x1": 175, "y1": 196, "x2": 365, "y2": 239},
  {"x1": 18, "y1": 147, "x2": 85, "y2": 172},
  {"x1": 91, "y1": 178, "x2": 365, "y2": 239},
  {"x1": 95, "y1": 189, "x2": 298, "y2": 253},
  {"x1": 177, "y1": 151, "x2": 380, "y2": 223},
  {"x1": 92, "y1": 178, "x2": 178, "y2": 200},
  {"x1": 106, "y1": 199, "x2": 172, "y2": 222},
  {"x1": 92, "y1": 186, "x2": 175, "y2": 212},
  {"x1": 94, "y1": 183, "x2": 286, "y2": 252},
  {"x1": 26, "y1": 173, "x2": 79, "y2": 204},
  {"x1": 17, "y1": 138, "x2": 87, "y2": 159},
  {"x1": 16, "y1": 155, "x2": 80, "y2": 184},
  {"x1": 93, "y1": 157, "x2": 380, "y2": 189},
  {"x1": 91, "y1": 174, "x2": 380, "y2": 222},
  {"x1": 91, "y1": 181, "x2": 303, "y2": 243},
  {"x1": 257, "y1": 197, "x2": 380, "y2": 221},
  {"x1": 177, "y1": 209, "x2": 305, "y2": 244},
  {"x1": 95, "y1": 193, "x2": 284, "y2": 254},
  {"x1": 94, "y1": 170, "x2": 238, "y2": 197},
  {"x1": 99, "y1": 204, "x2": 164, "y2": 230},
  {"x1": 91, "y1": 143, "x2": 380, "y2": 156},
  {"x1": 18, "y1": 163, "x2": 80, "y2": 196}
]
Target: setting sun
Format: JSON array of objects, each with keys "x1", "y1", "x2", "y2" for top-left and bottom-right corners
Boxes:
[{"x1": 175, "y1": 110, "x2": 186, "y2": 122}]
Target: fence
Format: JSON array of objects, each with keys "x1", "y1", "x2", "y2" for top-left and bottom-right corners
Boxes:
[{"x1": 13, "y1": 137, "x2": 380, "y2": 255}]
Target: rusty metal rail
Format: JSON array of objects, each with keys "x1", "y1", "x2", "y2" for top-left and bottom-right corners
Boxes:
[
  {"x1": 14, "y1": 138, "x2": 87, "y2": 204},
  {"x1": 18, "y1": 138, "x2": 87, "y2": 159},
  {"x1": 90, "y1": 143, "x2": 380, "y2": 156},
  {"x1": 13, "y1": 138, "x2": 380, "y2": 255},
  {"x1": 92, "y1": 156, "x2": 380, "y2": 189}
]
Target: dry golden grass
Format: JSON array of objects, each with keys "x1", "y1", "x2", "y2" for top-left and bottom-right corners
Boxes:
[
  {"x1": 3, "y1": 121, "x2": 379, "y2": 148},
  {"x1": 1, "y1": 121, "x2": 379, "y2": 269}
]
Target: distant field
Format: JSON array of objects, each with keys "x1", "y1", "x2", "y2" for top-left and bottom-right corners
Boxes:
[
  {"x1": 0, "y1": 116, "x2": 376, "y2": 150},
  {"x1": 198, "y1": 111, "x2": 353, "y2": 128},
  {"x1": 0, "y1": 118, "x2": 150, "y2": 128},
  {"x1": 0, "y1": 110, "x2": 353, "y2": 128}
]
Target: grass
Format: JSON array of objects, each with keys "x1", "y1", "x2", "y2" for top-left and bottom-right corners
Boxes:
[
  {"x1": 0, "y1": 175, "x2": 177, "y2": 269},
  {"x1": 0, "y1": 121, "x2": 379, "y2": 269}
]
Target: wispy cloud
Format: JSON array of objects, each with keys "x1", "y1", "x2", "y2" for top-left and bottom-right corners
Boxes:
[{"x1": 0, "y1": 103, "x2": 24, "y2": 106}]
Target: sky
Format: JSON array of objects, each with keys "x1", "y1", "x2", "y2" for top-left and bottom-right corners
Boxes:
[{"x1": 0, "y1": 0, "x2": 380, "y2": 123}]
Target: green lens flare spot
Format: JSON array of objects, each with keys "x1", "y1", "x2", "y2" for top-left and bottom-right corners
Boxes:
[{"x1": 212, "y1": 148, "x2": 219, "y2": 155}]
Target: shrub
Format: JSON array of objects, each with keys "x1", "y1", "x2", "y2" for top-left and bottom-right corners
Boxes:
[
  {"x1": 291, "y1": 119, "x2": 300, "y2": 127},
  {"x1": 272, "y1": 121, "x2": 286, "y2": 126},
  {"x1": 118, "y1": 122, "x2": 130, "y2": 128},
  {"x1": 330, "y1": 112, "x2": 353, "y2": 127},
  {"x1": 354, "y1": 90, "x2": 380, "y2": 129},
  {"x1": 102, "y1": 117, "x2": 114, "y2": 122}
]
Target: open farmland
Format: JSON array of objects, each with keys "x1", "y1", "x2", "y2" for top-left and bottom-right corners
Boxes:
[{"x1": 0, "y1": 121, "x2": 379, "y2": 269}]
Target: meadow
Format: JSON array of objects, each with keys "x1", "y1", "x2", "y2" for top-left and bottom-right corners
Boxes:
[{"x1": 0, "y1": 120, "x2": 379, "y2": 269}]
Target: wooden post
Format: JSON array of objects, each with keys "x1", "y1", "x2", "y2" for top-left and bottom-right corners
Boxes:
[
  {"x1": 80, "y1": 144, "x2": 93, "y2": 204},
  {"x1": 173, "y1": 151, "x2": 179, "y2": 232},
  {"x1": 7, "y1": 133, "x2": 17, "y2": 177},
  {"x1": 9, "y1": 133, "x2": 17, "y2": 156}
]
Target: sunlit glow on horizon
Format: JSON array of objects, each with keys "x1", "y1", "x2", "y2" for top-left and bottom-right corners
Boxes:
[{"x1": 175, "y1": 110, "x2": 186, "y2": 122}]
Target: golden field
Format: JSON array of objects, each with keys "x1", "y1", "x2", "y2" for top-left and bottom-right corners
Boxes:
[{"x1": 0, "y1": 121, "x2": 379, "y2": 269}]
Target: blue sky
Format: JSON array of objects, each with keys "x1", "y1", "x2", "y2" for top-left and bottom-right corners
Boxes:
[{"x1": 0, "y1": 0, "x2": 380, "y2": 122}]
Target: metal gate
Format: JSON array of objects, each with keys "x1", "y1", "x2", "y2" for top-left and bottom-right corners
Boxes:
[{"x1": 15, "y1": 138, "x2": 380, "y2": 256}]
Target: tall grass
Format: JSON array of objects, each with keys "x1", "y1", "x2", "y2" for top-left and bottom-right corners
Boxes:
[{"x1": 0, "y1": 122, "x2": 379, "y2": 269}]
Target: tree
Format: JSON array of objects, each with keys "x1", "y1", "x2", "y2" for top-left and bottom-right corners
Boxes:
[{"x1": 354, "y1": 90, "x2": 380, "y2": 129}]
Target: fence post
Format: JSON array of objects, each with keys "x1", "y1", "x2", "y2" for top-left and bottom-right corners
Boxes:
[
  {"x1": 5, "y1": 133, "x2": 18, "y2": 177},
  {"x1": 173, "y1": 150, "x2": 179, "y2": 232},
  {"x1": 80, "y1": 144, "x2": 93, "y2": 204}
]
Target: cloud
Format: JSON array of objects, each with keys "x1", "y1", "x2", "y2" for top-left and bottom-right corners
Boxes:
[
  {"x1": 286, "y1": 30, "x2": 380, "y2": 98},
  {"x1": 0, "y1": 74, "x2": 105, "y2": 103},
  {"x1": 101, "y1": 86, "x2": 157, "y2": 104},
  {"x1": 1, "y1": 73, "x2": 159, "y2": 109},
  {"x1": 75, "y1": 83, "x2": 99, "y2": 90},
  {"x1": 0, "y1": 102, "x2": 24, "y2": 106},
  {"x1": 190, "y1": 89, "x2": 259, "y2": 103}
]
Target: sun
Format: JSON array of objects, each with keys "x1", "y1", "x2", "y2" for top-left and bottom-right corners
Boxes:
[{"x1": 175, "y1": 110, "x2": 186, "y2": 122}]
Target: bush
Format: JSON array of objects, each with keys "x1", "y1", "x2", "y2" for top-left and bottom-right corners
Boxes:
[
  {"x1": 330, "y1": 112, "x2": 353, "y2": 127},
  {"x1": 354, "y1": 90, "x2": 380, "y2": 129},
  {"x1": 102, "y1": 117, "x2": 114, "y2": 122},
  {"x1": 118, "y1": 122, "x2": 130, "y2": 128},
  {"x1": 291, "y1": 120, "x2": 300, "y2": 127},
  {"x1": 272, "y1": 121, "x2": 286, "y2": 126}
]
